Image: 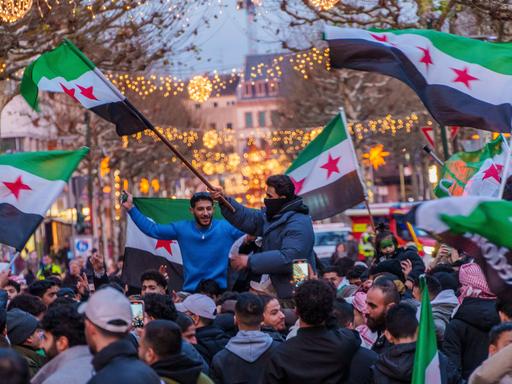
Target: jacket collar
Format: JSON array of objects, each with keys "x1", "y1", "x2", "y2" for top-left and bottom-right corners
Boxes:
[
  {"x1": 151, "y1": 353, "x2": 201, "y2": 383},
  {"x1": 91, "y1": 338, "x2": 137, "y2": 372},
  {"x1": 31, "y1": 346, "x2": 92, "y2": 384}
]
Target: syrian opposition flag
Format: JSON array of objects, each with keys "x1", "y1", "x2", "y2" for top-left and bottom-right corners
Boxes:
[
  {"x1": 408, "y1": 197, "x2": 512, "y2": 301},
  {"x1": 0, "y1": 148, "x2": 88, "y2": 251},
  {"x1": 435, "y1": 135, "x2": 511, "y2": 197},
  {"x1": 286, "y1": 114, "x2": 365, "y2": 220},
  {"x1": 20, "y1": 40, "x2": 147, "y2": 136},
  {"x1": 325, "y1": 26, "x2": 512, "y2": 132},
  {"x1": 412, "y1": 275, "x2": 442, "y2": 384}
]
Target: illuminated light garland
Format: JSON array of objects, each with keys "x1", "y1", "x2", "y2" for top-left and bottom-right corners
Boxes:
[
  {"x1": 309, "y1": 0, "x2": 340, "y2": 10},
  {"x1": 187, "y1": 75, "x2": 213, "y2": 103},
  {"x1": 0, "y1": 0, "x2": 32, "y2": 22}
]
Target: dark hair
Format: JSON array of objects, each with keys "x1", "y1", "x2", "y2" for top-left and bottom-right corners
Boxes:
[
  {"x1": 0, "y1": 308, "x2": 6, "y2": 334},
  {"x1": 8, "y1": 294, "x2": 47, "y2": 317},
  {"x1": 41, "y1": 303, "x2": 86, "y2": 347},
  {"x1": 370, "y1": 260, "x2": 404, "y2": 282},
  {"x1": 5, "y1": 280, "x2": 20, "y2": 293},
  {"x1": 413, "y1": 275, "x2": 441, "y2": 298},
  {"x1": 28, "y1": 280, "x2": 58, "y2": 298},
  {"x1": 429, "y1": 264, "x2": 455, "y2": 275},
  {"x1": 144, "y1": 320, "x2": 182, "y2": 357},
  {"x1": 97, "y1": 282, "x2": 124, "y2": 294},
  {"x1": 375, "y1": 223, "x2": 398, "y2": 259},
  {"x1": 266, "y1": 175, "x2": 295, "y2": 199},
  {"x1": 347, "y1": 265, "x2": 368, "y2": 280},
  {"x1": 371, "y1": 278, "x2": 400, "y2": 306},
  {"x1": 197, "y1": 279, "x2": 221, "y2": 297},
  {"x1": 385, "y1": 303, "x2": 418, "y2": 339},
  {"x1": 143, "y1": 293, "x2": 177, "y2": 321},
  {"x1": 49, "y1": 297, "x2": 76, "y2": 308},
  {"x1": 489, "y1": 322, "x2": 512, "y2": 346},
  {"x1": 294, "y1": 280, "x2": 334, "y2": 326},
  {"x1": 334, "y1": 257, "x2": 355, "y2": 277},
  {"x1": 259, "y1": 295, "x2": 278, "y2": 310},
  {"x1": 332, "y1": 298, "x2": 354, "y2": 328},
  {"x1": 432, "y1": 271, "x2": 459, "y2": 292},
  {"x1": 175, "y1": 312, "x2": 194, "y2": 333},
  {"x1": 140, "y1": 270, "x2": 167, "y2": 290},
  {"x1": 45, "y1": 276, "x2": 62, "y2": 286},
  {"x1": 0, "y1": 348, "x2": 30, "y2": 384},
  {"x1": 190, "y1": 192, "x2": 213, "y2": 208},
  {"x1": 496, "y1": 298, "x2": 512, "y2": 320},
  {"x1": 216, "y1": 291, "x2": 240, "y2": 306},
  {"x1": 321, "y1": 266, "x2": 339, "y2": 276},
  {"x1": 235, "y1": 293, "x2": 264, "y2": 327}
]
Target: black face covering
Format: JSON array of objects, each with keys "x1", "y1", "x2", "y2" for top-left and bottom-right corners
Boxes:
[{"x1": 264, "y1": 197, "x2": 289, "y2": 220}]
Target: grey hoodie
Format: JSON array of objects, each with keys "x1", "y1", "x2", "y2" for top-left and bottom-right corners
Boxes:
[
  {"x1": 225, "y1": 330, "x2": 274, "y2": 363},
  {"x1": 431, "y1": 289, "x2": 459, "y2": 343}
]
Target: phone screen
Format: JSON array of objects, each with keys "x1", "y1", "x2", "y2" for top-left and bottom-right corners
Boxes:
[
  {"x1": 130, "y1": 302, "x2": 144, "y2": 328},
  {"x1": 292, "y1": 260, "x2": 309, "y2": 288}
]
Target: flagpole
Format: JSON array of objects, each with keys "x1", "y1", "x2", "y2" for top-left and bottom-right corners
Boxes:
[
  {"x1": 339, "y1": 107, "x2": 376, "y2": 233},
  {"x1": 64, "y1": 40, "x2": 235, "y2": 212},
  {"x1": 498, "y1": 132, "x2": 512, "y2": 198}
]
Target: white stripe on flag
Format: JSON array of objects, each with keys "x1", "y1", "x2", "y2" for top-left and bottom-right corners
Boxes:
[{"x1": 425, "y1": 351, "x2": 442, "y2": 384}]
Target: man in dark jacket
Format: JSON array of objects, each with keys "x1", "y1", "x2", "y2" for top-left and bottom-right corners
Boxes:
[
  {"x1": 176, "y1": 293, "x2": 230, "y2": 364},
  {"x1": 210, "y1": 175, "x2": 315, "y2": 300},
  {"x1": 139, "y1": 320, "x2": 213, "y2": 384},
  {"x1": 372, "y1": 303, "x2": 460, "y2": 384},
  {"x1": 211, "y1": 293, "x2": 280, "y2": 384},
  {"x1": 264, "y1": 280, "x2": 359, "y2": 383},
  {"x1": 79, "y1": 287, "x2": 161, "y2": 384}
]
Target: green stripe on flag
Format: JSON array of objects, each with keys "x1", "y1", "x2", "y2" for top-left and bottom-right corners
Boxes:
[
  {"x1": 287, "y1": 114, "x2": 348, "y2": 173},
  {"x1": 134, "y1": 197, "x2": 223, "y2": 224},
  {"x1": 384, "y1": 29, "x2": 512, "y2": 75},
  {"x1": 0, "y1": 147, "x2": 89, "y2": 181}
]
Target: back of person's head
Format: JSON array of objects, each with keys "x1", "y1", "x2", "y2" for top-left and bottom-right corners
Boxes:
[
  {"x1": 334, "y1": 257, "x2": 355, "y2": 277},
  {"x1": 50, "y1": 296, "x2": 76, "y2": 308},
  {"x1": 235, "y1": 293, "x2": 264, "y2": 328},
  {"x1": 28, "y1": 280, "x2": 56, "y2": 298},
  {"x1": 371, "y1": 277, "x2": 401, "y2": 306},
  {"x1": 489, "y1": 322, "x2": 512, "y2": 356},
  {"x1": 496, "y1": 298, "x2": 512, "y2": 323},
  {"x1": 45, "y1": 276, "x2": 62, "y2": 286},
  {"x1": 143, "y1": 293, "x2": 177, "y2": 321},
  {"x1": 175, "y1": 312, "x2": 194, "y2": 333},
  {"x1": 97, "y1": 282, "x2": 124, "y2": 294},
  {"x1": 370, "y1": 261, "x2": 404, "y2": 282},
  {"x1": 332, "y1": 298, "x2": 354, "y2": 329},
  {"x1": 432, "y1": 271, "x2": 459, "y2": 292},
  {"x1": 197, "y1": 279, "x2": 221, "y2": 298},
  {"x1": 41, "y1": 303, "x2": 85, "y2": 353},
  {"x1": 8, "y1": 295, "x2": 46, "y2": 318},
  {"x1": 266, "y1": 174, "x2": 295, "y2": 199},
  {"x1": 385, "y1": 303, "x2": 418, "y2": 343},
  {"x1": 413, "y1": 275, "x2": 441, "y2": 299},
  {"x1": 140, "y1": 270, "x2": 167, "y2": 290},
  {"x1": 294, "y1": 280, "x2": 334, "y2": 326},
  {"x1": 143, "y1": 320, "x2": 182, "y2": 358},
  {"x1": 347, "y1": 265, "x2": 367, "y2": 280},
  {"x1": 0, "y1": 348, "x2": 30, "y2": 384}
]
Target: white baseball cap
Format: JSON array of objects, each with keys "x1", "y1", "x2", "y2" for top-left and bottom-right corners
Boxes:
[
  {"x1": 175, "y1": 294, "x2": 217, "y2": 320},
  {"x1": 78, "y1": 287, "x2": 132, "y2": 333}
]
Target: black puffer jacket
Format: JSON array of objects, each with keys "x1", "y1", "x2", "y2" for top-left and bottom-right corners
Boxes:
[
  {"x1": 151, "y1": 353, "x2": 204, "y2": 384},
  {"x1": 378, "y1": 247, "x2": 425, "y2": 282},
  {"x1": 195, "y1": 325, "x2": 230, "y2": 365},
  {"x1": 87, "y1": 339, "x2": 161, "y2": 384},
  {"x1": 442, "y1": 297, "x2": 499, "y2": 380}
]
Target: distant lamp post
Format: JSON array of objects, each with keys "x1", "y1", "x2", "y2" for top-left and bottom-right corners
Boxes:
[
  {"x1": 309, "y1": 0, "x2": 340, "y2": 11},
  {"x1": 0, "y1": 0, "x2": 33, "y2": 23}
]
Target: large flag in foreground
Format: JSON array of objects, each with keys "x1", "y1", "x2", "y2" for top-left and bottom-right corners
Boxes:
[
  {"x1": 408, "y1": 197, "x2": 512, "y2": 301},
  {"x1": 325, "y1": 26, "x2": 512, "y2": 132},
  {"x1": 286, "y1": 114, "x2": 365, "y2": 220},
  {"x1": 21, "y1": 40, "x2": 146, "y2": 136},
  {"x1": 435, "y1": 135, "x2": 511, "y2": 197},
  {"x1": 0, "y1": 148, "x2": 88, "y2": 250},
  {"x1": 412, "y1": 276, "x2": 442, "y2": 384}
]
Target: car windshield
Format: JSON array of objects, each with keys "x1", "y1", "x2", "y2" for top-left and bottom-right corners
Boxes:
[{"x1": 314, "y1": 231, "x2": 348, "y2": 246}]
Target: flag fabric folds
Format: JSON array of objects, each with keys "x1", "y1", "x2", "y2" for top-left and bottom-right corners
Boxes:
[
  {"x1": 412, "y1": 275, "x2": 442, "y2": 384},
  {"x1": 0, "y1": 148, "x2": 88, "y2": 251},
  {"x1": 325, "y1": 26, "x2": 512, "y2": 132},
  {"x1": 407, "y1": 197, "x2": 512, "y2": 301},
  {"x1": 286, "y1": 114, "x2": 365, "y2": 220},
  {"x1": 435, "y1": 135, "x2": 511, "y2": 197},
  {"x1": 21, "y1": 40, "x2": 147, "y2": 136}
]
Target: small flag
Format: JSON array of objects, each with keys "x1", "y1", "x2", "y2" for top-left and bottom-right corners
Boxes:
[
  {"x1": 412, "y1": 276, "x2": 442, "y2": 384},
  {"x1": 20, "y1": 40, "x2": 147, "y2": 136},
  {"x1": 434, "y1": 135, "x2": 510, "y2": 197},
  {"x1": 407, "y1": 197, "x2": 512, "y2": 301},
  {"x1": 286, "y1": 114, "x2": 365, "y2": 220},
  {"x1": 324, "y1": 26, "x2": 512, "y2": 132},
  {"x1": 0, "y1": 148, "x2": 88, "y2": 250}
]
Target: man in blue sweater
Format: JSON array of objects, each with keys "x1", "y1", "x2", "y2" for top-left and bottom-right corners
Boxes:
[{"x1": 122, "y1": 192, "x2": 244, "y2": 292}]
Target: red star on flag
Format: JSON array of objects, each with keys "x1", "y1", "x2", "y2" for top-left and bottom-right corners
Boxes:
[
  {"x1": 482, "y1": 163, "x2": 503, "y2": 183},
  {"x1": 417, "y1": 46, "x2": 433, "y2": 70},
  {"x1": 320, "y1": 153, "x2": 341, "y2": 178},
  {"x1": 77, "y1": 85, "x2": 98, "y2": 100},
  {"x1": 370, "y1": 33, "x2": 388, "y2": 43},
  {"x1": 451, "y1": 67, "x2": 479, "y2": 89},
  {"x1": 3, "y1": 176, "x2": 32, "y2": 200},
  {"x1": 60, "y1": 83, "x2": 79, "y2": 102},
  {"x1": 155, "y1": 239, "x2": 174, "y2": 255},
  {"x1": 290, "y1": 176, "x2": 306, "y2": 194}
]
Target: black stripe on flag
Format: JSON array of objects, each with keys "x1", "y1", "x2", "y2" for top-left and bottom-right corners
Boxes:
[
  {"x1": 0, "y1": 203, "x2": 43, "y2": 251},
  {"x1": 91, "y1": 102, "x2": 147, "y2": 136}
]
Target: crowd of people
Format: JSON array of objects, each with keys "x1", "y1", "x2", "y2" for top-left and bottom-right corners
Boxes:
[{"x1": 0, "y1": 174, "x2": 511, "y2": 384}]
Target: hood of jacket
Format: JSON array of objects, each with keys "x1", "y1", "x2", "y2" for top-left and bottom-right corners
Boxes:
[
  {"x1": 151, "y1": 353, "x2": 202, "y2": 384},
  {"x1": 225, "y1": 330, "x2": 274, "y2": 363},
  {"x1": 431, "y1": 290, "x2": 458, "y2": 321},
  {"x1": 196, "y1": 324, "x2": 227, "y2": 341},
  {"x1": 453, "y1": 296, "x2": 499, "y2": 332},
  {"x1": 91, "y1": 338, "x2": 138, "y2": 373},
  {"x1": 264, "y1": 197, "x2": 309, "y2": 221},
  {"x1": 374, "y1": 342, "x2": 416, "y2": 382},
  {"x1": 31, "y1": 345, "x2": 92, "y2": 384}
]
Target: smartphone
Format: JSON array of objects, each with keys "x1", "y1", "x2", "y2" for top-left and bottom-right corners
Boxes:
[
  {"x1": 120, "y1": 190, "x2": 128, "y2": 205},
  {"x1": 130, "y1": 300, "x2": 145, "y2": 328},
  {"x1": 292, "y1": 259, "x2": 309, "y2": 288}
]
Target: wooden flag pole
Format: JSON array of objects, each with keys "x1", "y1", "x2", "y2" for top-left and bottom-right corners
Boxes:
[
  {"x1": 499, "y1": 132, "x2": 512, "y2": 199},
  {"x1": 364, "y1": 199, "x2": 376, "y2": 234}
]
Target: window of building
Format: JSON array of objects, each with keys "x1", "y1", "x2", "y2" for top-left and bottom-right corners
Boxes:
[
  {"x1": 226, "y1": 122, "x2": 233, "y2": 129},
  {"x1": 243, "y1": 83, "x2": 252, "y2": 97},
  {"x1": 213, "y1": 102, "x2": 218, "y2": 108},
  {"x1": 258, "y1": 111, "x2": 266, "y2": 127},
  {"x1": 195, "y1": 103, "x2": 201, "y2": 109},
  {"x1": 269, "y1": 81, "x2": 279, "y2": 96},
  {"x1": 209, "y1": 123, "x2": 216, "y2": 130},
  {"x1": 0, "y1": 137, "x2": 23, "y2": 153},
  {"x1": 256, "y1": 82, "x2": 266, "y2": 97},
  {"x1": 245, "y1": 112, "x2": 253, "y2": 128},
  {"x1": 270, "y1": 110, "x2": 280, "y2": 127}
]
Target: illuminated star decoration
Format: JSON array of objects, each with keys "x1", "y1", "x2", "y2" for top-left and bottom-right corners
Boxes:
[
  {"x1": 481, "y1": 163, "x2": 503, "y2": 183},
  {"x1": 155, "y1": 239, "x2": 174, "y2": 255},
  {"x1": 363, "y1": 144, "x2": 390, "y2": 170},
  {"x1": 3, "y1": 176, "x2": 32, "y2": 200}
]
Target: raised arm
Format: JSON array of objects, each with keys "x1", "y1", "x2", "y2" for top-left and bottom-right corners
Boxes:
[{"x1": 218, "y1": 196, "x2": 265, "y2": 237}]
